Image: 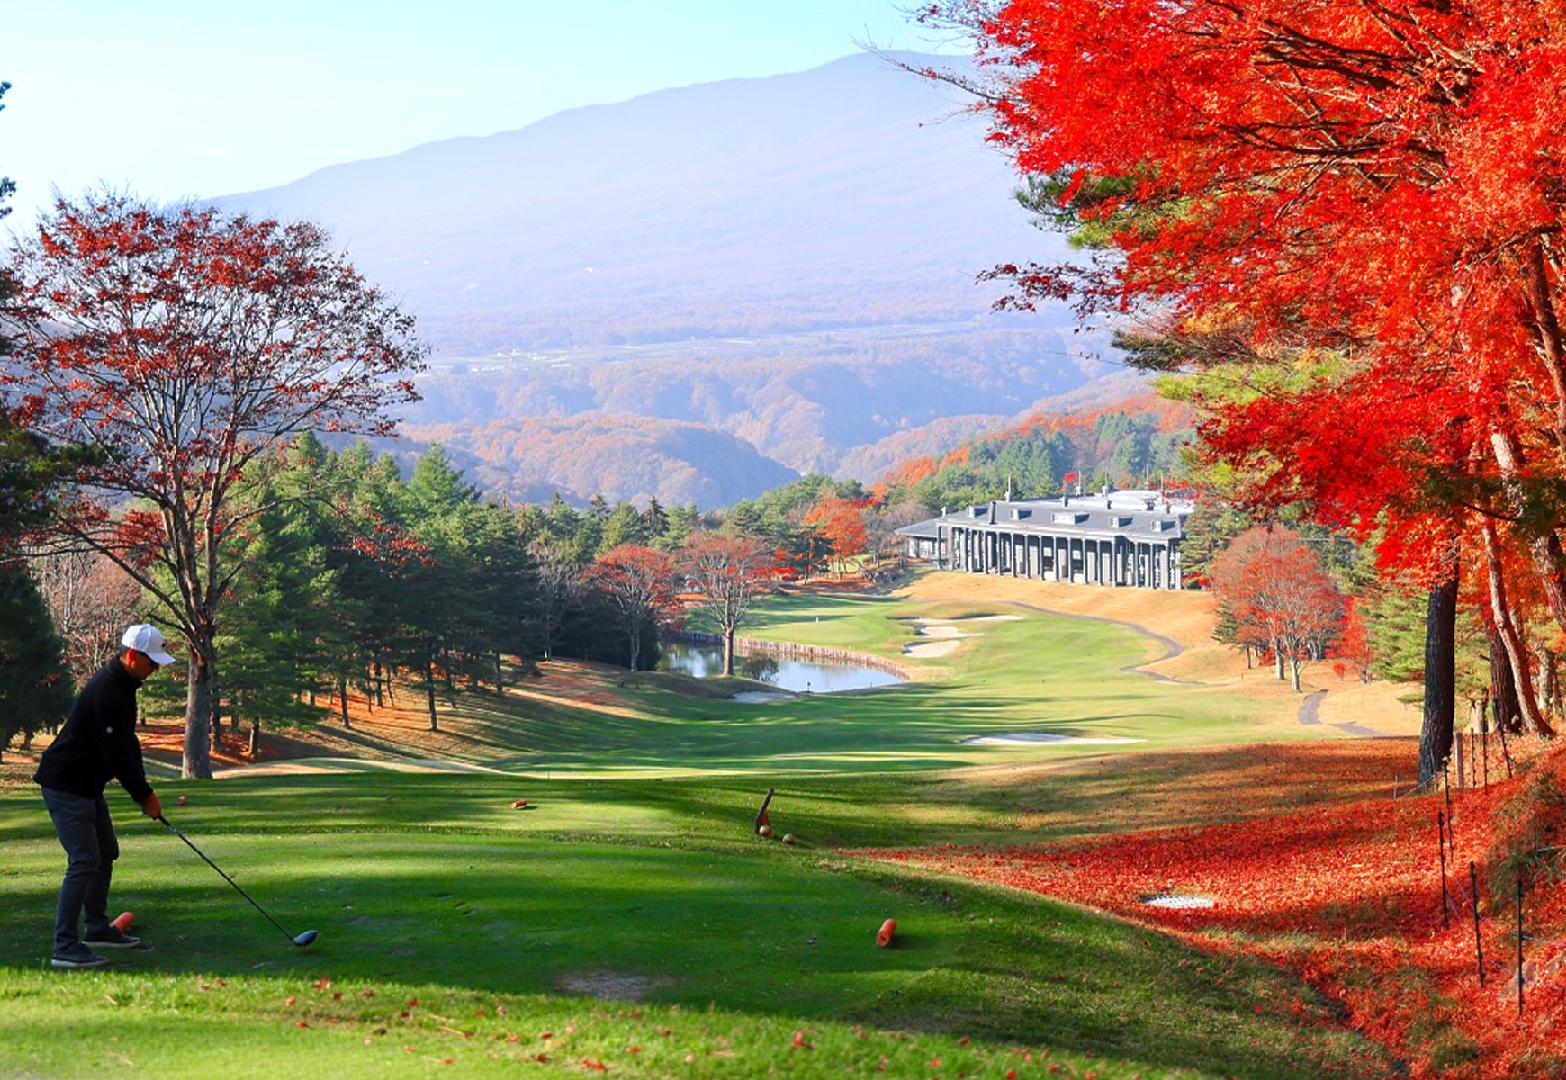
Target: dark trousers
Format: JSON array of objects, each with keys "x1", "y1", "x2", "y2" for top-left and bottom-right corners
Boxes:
[{"x1": 41, "y1": 787, "x2": 119, "y2": 953}]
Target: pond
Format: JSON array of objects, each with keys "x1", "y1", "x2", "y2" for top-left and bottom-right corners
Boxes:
[{"x1": 658, "y1": 641, "x2": 903, "y2": 694}]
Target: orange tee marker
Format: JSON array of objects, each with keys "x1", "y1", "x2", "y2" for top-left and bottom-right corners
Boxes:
[
  {"x1": 112, "y1": 912, "x2": 135, "y2": 932},
  {"x1": 876, "y1": 919, "x2": 896, "y2": 948}
]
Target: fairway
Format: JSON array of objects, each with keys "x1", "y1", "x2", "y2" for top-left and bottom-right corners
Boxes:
[
  {"x1": 0, "y1": 574, "x2": 1405, "y2": 1078},
  {"x1": 172, "y1": 576, "x2": 1403, "y2": 781}
]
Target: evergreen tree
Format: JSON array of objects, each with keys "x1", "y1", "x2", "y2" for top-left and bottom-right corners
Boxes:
[
  {"x1": 600, "y1": 502, "x2": 646, "y2": 551},
  {"x1": 640, "y1": 497, "x2": 670, "y2": 543},
  {"x1": 0, "y1": 564, "x2": 73, "y2": 759},
  {"x1": 217, "y1": 438, "x2": 343, "y2": 749}
]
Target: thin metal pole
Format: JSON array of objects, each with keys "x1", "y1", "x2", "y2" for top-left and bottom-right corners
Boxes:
[
  {"x1": 1470, "y1": 862, "x2": 1484, "y2": 986},
  {"x1": 1517, "y1": 876, "x2": 1525, "y2": 1018},
  {"x1": 1438, "y1": 812, "x2": 1450, "y2": 929}
]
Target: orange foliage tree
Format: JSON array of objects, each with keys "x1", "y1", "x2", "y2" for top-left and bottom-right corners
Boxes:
[
  {"x1": 682, "y1": 533, "x2": 769, "y2": 676},
  {"x1": 590, "y1": 544, "x2": 677, "y2": 672},
  {"x1": 1210, "y1": 528, "x2": 1344, "y2": 693},
  {"x1": 803, "y1": 495, "x2": 870, "y2": 575},
  {"x1": 934, "y1": 0, "x2": 1566, "y2": 776}
]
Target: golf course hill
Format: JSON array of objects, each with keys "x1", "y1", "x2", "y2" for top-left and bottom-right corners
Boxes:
[{"x1": 7, "y1": 570, "x2": 1518, "y2": 1080}]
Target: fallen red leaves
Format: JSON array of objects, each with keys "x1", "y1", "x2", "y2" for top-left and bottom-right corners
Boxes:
[{"x1": 869, "y1": 743, "x2": 1566, "y2": 1079}]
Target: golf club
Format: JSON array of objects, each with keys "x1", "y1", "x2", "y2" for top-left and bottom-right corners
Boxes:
[{"x1": 156, "y1": 816, "x2": 318, "y2": 948}]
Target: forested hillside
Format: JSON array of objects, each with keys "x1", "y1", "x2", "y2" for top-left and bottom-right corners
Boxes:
[{"x1": 872, "y1": 394, "x2": 1195, "y2": 509}]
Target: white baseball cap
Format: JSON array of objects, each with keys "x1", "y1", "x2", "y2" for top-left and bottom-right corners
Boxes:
[{"x1": 121, "y1": 624, "x2": 177, "y2": 665}]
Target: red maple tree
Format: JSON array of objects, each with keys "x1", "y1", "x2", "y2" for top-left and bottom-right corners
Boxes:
[
  {"x1": 591, "y1": 544, "x2": 677, "y2": 672},
  {"x1": 931, "y1": 1, "x2": 1566, "y2": 769},
  {"x1": 803, "y1": 494, "x2": 869, "y2": 575},
  {"x1": 682, "y1": 533, "x2": 770, "y2": 677},
  {"x1": 1210, "y1": 527, "x2": 1344, "y2": 692},
  {"x1": 2, "y1": 194, "x2": 424, "y2": 777}
]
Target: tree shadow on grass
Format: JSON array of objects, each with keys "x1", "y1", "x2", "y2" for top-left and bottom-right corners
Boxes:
[{"x1": 0, "y1": 823, "x2": 1394, "y2": 1080}]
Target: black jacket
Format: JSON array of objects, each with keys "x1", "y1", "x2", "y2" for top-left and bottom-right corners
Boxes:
[{"x1": 33, "y1": 659, "x2": 154, "y2": 805}]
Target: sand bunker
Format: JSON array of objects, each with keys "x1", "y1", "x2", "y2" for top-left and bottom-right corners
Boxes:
[
  {"x1": 732, "y1": 690, "x2": 795, "y2": 704},
  {"x1": 902, "y1": 614, "x2": 1023, "y2": 659},
  {"x1": 960, "y1": 733, "x2": 1145, "y2": 746},
  {"x1": 903, "y1": 639, "x2": 963, "y2": 659}
]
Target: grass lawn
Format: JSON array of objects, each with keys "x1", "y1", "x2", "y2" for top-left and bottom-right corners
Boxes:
[
  {"x1": 483, "y1": 586, "x2": 1335, "y2": 776},
  {"x1": 0, "y1": 572, "x2": 1413, "y2": 1078},
  {"x1": 0, "y1": 774, "x2": 1394, "y2": 1078}
]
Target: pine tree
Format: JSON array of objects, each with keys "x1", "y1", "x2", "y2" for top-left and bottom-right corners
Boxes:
[{"x1": 0, "y1": 564, "x2": 73, "y2": 760}]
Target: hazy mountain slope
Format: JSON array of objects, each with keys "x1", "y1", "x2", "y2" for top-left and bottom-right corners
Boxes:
[
  {"x1": 405, "y1": 415, "x2": 800, "y2": 508},
  {"x1": 412, "y1": 325, "x2": 1113, "y2": 476},
  {"x1": 220, "y1": 52, "x2": 1073, "y2": 351},
  {"x1": 218, "y1": 52, "x2": 1115, "y2": 505}
]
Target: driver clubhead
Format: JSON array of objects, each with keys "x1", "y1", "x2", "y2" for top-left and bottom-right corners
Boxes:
[{"x1": 292, "y1": 930, "x2": 319, "y2": 948}]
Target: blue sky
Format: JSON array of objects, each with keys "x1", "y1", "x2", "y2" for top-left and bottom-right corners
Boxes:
[{"x1": 2, "y1": 1, "x2": 959, "y2": 226}]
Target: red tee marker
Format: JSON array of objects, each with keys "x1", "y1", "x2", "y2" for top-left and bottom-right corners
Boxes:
[
  {"x1": 111, "y1": 912, "x2": 134, "y2": 931},
  {"x1": 876, "y1": 919, "x2": 896, "y2": 948}
]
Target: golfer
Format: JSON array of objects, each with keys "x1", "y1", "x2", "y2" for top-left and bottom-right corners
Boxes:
[{"x1": 34, "y1": 624, "x2": 174, "y2": 969}]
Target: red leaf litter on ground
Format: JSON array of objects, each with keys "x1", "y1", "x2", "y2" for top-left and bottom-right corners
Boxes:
[{"x1": 867, "y1": 742, "x2": 1566, "y2": 1079}]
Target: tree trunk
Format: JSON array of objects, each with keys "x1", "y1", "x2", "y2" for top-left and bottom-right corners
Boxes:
[
  {"x1": 494, "y1": 651, "x2": 504, "y2": 695},
  {"x1": 374, "y1": 657, "x2": 385, "y2": 707},
  {"x1": 1496, "y1": 613, "x2": 1553, "y2": 737},
  {"x1": 425, "y1": 647, "x2": 438, "y2": 733},
  {"x1": 1525, "y1": 238, "x2": 1566, "y2": 455},
  {"x1": 723, "y1": 627, "x2": 736, "y2": 677},
  {"x1": 1481, "y1": 518, "x2": 1555, "y2": 737},
  {"x1": 1534, "y1": 641, "x2": 1558, "y2": 718},
  {"x1": 1417, "y1": 548, "x2": 1459, "y2": 787},
  {"x1": 1273, "y1": 640, "x2": 1285, "y2": 681},
  {"x1": 628, "y1": 623, "x2": 641, "y2": 672},
  {"x1": 338, "y1": 674, "x2": 351, "y2": 730},
  {"x1": 1490, "y1": 622, "x2": 1523, "y2": 734},
  {"x1": 1489, "y1": 425, "x2": 1566, "y2": 633},
  {"x1": 183, "y1": 647, "x2": 215, "y2": 780},
  {"x1": 1289, "y1": 652, "x2": 1302, "y2": 693},
  {"x1": 248, "y1": 720, "x2": 259, "y2": 757}
]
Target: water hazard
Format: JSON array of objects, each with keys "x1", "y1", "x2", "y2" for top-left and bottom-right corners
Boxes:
[{"x1": 658, "y1": 641, "x2": 902, "y2": 694}]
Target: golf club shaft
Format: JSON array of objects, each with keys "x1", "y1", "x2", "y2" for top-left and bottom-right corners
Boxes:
[{"x1": 157, "y1": 816, "x2": 297, "y2": 944}]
